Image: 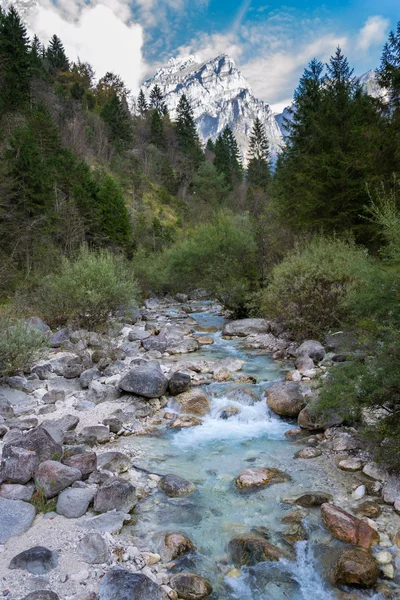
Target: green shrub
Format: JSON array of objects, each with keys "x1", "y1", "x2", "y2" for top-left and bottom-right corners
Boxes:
[
  {"x1": 0, "y1": 310, "x2": 46, "y2": 376},
  {"x1": 259, "y1": 236, "x2": 374, "y2": 339},
  {"x1": 25, "y1": 247, "x2": 138, "y2": 329}
]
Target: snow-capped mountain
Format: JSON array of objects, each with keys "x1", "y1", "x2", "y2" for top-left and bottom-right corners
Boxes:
[
  {"x1": 357, "y1": 70, "x2": 385, "y2": 99},
  {"x1": 142, "y1": 54, "x2": 284, "y2": 160},
  {"x1": 0, "y1": 0, "x2": 38, "y2": 19}
]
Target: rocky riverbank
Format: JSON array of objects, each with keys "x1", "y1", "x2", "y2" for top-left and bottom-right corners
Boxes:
[{"x1": 0, "y1": 297, "x2": 400, "y2": 599}]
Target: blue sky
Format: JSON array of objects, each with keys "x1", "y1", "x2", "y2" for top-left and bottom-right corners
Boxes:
[{"x1": 30, "y1": 0, "x2": 398, "y2": 110}]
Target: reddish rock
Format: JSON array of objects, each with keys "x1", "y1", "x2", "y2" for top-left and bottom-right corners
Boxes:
[
  {"x1": 333, "y1": 547, "x2": 379, "y2": 588},
  {"x1": 235, "y1": 468, "x2": 289, "y2": 490},
  {"x1": 321, "y1": 504, "x2": 379, "y2": 549}
]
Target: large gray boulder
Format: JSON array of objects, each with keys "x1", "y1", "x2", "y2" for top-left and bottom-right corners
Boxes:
[
  {"x1": 1, "y1": 446, "x2": 38, "y2": 484},
  {"x1": 56, "y1": 487, "x2": 95, "y2": 518},
  {"x1": 97, "y1": 452, "x2": 130, "y2": 474},
  {"x1": 99, "y1": 567, "x2": 166, "y2": 600},
  {"x1": 93, "y1": 478, "x2": 137, "y2": 513},
  {"x1": 22, "y1": 592, "x2": 59, "y2": 600},
  {"x1": 119, "y1": 364, "x2": 168, "y2": 398},
  {"x1": 223, "y1": 319, "x2": 270, "y2": 337},
  {"x1": 265, "y1": 382, "x2": 305, "y2": 417},
  {"x1": 168, "y1": 371, "x2": 191, "y2": 396},
  {"x1": 78, "y1": 510, "x2": 130, "y2": 534},
  {"x1": 9, "y1": 546, "x2": 58, "y2": 574},
  {"x1": 0, "y1": 497, "x2": 36, "y2": 543},
  {"x1": 77, "y1": 532, "x2": 110, "y2": 564},
  {"x1": 298, "y1": 403, "x2": 343, "y2": 431},
  {"x1": 142, "y1": 335, "x2": 168, "y2": 353},
  {"x1": 297, "y1": 340, "x2": 325, "y2": 362},
  {"x1": 2, "y1": 427, "x2": 62, "y2": 463},
  {"x1": 35, "y1": 460, "x2": 82, "y2": 498}
]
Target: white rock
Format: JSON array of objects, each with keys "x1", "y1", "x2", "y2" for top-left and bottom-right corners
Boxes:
[
  {"x1": 376, "y1": 551, "x2": 392, "y2": 565},
  {"x1": 382, "y1": 563, "x2": 395, "y2": 579},
  {"x1": 352, "y1": 485, "x2": 366, "y2": 499},
  {"x1": 363, "y1": 462, "x2": 388, "y2": 482},
  {"x1": 142, "y1": 551, "x2": 161, "y2": 565}
]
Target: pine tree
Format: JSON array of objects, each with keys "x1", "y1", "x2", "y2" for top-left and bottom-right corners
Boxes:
[
  {"x1": 377, "y1": 22, "x2": 400, "y2": 109},
  {"x1": 214, "y1": 127, "x2": 243, "y2": 188},
  {"x1": 0, "y1": 6, "x2": 32, "y2": 114},
  {"x1": 206, "y1": 138, "x2": 215, "y2": 152},
  {"x1": 46, "y1": 34, "x2": 69, "y2": 74},
  {"x1": 247, "y1": 118, "x2": 270, "y2": 190},
  {"x1": 96, "y1": 173, "x2": 131, "y2": 247},
  {"x1": 150, "y1": 108, "x2": 166, "y2": 148},
  {"x1": 176, "y1": 93, "x2": 203, "y2": 169},
  {"x1": 150, "y1": 85, "x2": 166, "y2": 114},
  {"x1": 101, "y1": 94, "x2": 132, "y2": 150},
  {"x1": 31, "y1": 34, "x2": 44, "y2": 74},
  {"x1": 137, "y1": 89, "x2": 148, "y2": 116}
]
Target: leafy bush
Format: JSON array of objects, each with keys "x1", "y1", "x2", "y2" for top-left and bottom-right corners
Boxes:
[
  {"x1": 25, "y1": 247, "x2": 138, "y2": 329},
  {"x1": 0, "y1": 311, "x2": 46, "y2": 376},
  {"x1": 259, "y1": 236, "x2": 374, "y2": 339}
]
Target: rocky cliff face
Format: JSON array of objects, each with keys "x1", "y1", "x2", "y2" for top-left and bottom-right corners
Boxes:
[
  {"x1": 142, "y1": 54, "x2": 284, "y2": 160},
  {"x1": 0, "y1": 0, "x2": 38, "y2": 19}
]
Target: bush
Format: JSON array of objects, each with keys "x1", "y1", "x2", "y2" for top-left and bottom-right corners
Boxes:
[
  {"x1": 25, "y1": 247, "x2": 138, "y2": 329},
  {"x1": 139, "y1": 212, "x2": 259, "y2": 314},
  {"x1": 259, "y1": 236, "x2": 374, "y2": 340},
  {"x1": 0, "y1": 311, "x2": 46, "y2": 376}
]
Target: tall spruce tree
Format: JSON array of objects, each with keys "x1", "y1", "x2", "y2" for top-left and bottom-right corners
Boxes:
[
  {"x1": 46, "y1": 34, "x2": 69, "y2": 74},
  {"x1": 137, "y1": 89, "x2": 148, "y2": 116},
  {"x1": 0, "y1": 6, "x2": 32, "y2": 114},
  {"x1": 150, "y1": 108, "x2": 166, "y2": 148},
  {"x1": 377, "y1": 22, "x2": 400, "y2": 110},
  {"x1": 176, "y1": 93, "x2": 203, "y2": 169},
  {"x1": 101, "y1": 94, "x2": 132, "y2": 150},
  {"x1": 247, "y1": 118, "x2": 270, "y2": 190},
  {"x1": 214, "y1": 127, "x2": 243, "y2": 188},
  {"x1": 150, "y1": 85, "x2": 165, "y2": 113}
]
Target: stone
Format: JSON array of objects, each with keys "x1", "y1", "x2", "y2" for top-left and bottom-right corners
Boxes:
[
  {"x1": 219, "y1": 406, "x2": 241, "y2": 420},
  {"x1": 295, "y1": 447, "x2": 322, "y2": 459},
  {"x1": 298, "y1": 404, "x2": 343, "y2": 431},
  {"x1": 330, "y1": 432, "x2": 359, "y2": 452},
  {"x1": 78, "y1": 510, "x2": 130, "y2": 534},
  {"x1": 87, "y1": 380, "x2": 120, "y2": 405},
  {"x1": 297, "y1": 340, "x2": 325, "y2": 362},
  {"x1": 321, "y1": 503, "x2": 379, "y2": 549},
  {"x1": 42, "y1": 390, "x2": 65, "y2": 405},
  {"x1": 225, "y1": 387, "x2": 258, "y2": 405},
  {"x1": 338, "y1": 458, "x2": 363, "y2": 472},
  {"x1": 235, "y1": 467, "x2": 289, "y2": 490},
  {"x1": 103, "y1": 417, "x2": 123, "y2": 433},
  {"x1": 333, "y1": 547, "x2": 379, "y2": 588},
  {"x1": 213, "y1": 367, "x2": 232, "y2": 381},
  {"x1": 163, "y1": 532, "x2": 195, "y2": 560},
  {"x1": 0, "y1": 386, "x2": 36, "y2": 415},
  {"x1": 0, "y1": 497, "x2": 36, "y2": 543},
  {"x1": 97, "y1": 452, "x2": 130, "y2": 474},
  {"x1": 167, "y1": 338, "x2": 199, "y2": 355},
  {"x1": 31, "y1": 363, "x2": 53, "y2": 380},
  {"x1": 282, "y1": 492, "x2": 332, "y2": 507},
  {"x1": 197, "y1": 336, "x2": 214, "y2": 345},
  {"x1": 22, "y1": 593, "x2": 59, "y2": 600},
  {"x1": 170, "y1": 573, "x2": 212, "y2": 600},
  {"x1": 223, "y1": 319, "x2": 270, "y2": 337},
  {"x1": 265, "y1": 382, "x2": 305, "y2": 418},
  {"x1": 128, "y1": 328, "x2": 151, "y2": 342},
  {"x1": 80, "y1": 426, "x2": 110, "y2": 445},
  {"x1": 381, "y1": 563, "x2": 395, "y2": 579},
  {"x1": 26, "y1": 316, "x2": 51, "y2": 336},
  {"x1": 376, "y1": 551, "x2": 392, "y2": 565},
  {"x1": 35, "y1": 460, "x2": 82, "y2": 498},
  {"x1": 62, "y1": 451, "x2": 97, "y2": 478},
  {"x1": 56, "y1": 487, "x2": 95, "y2": 518},
  {"x1": 354, "y1": 501, "x2": 381, "y2": 518},
  {"x1": 50, "y1": 329, "x2": 69, "y2": 348},
  {"x1": 173, "y1": 389, "x2": 210, "y2": 416},
  {"x1": 382, "y1": 475, "x2": 400, "y2": 504},
  {"x1": 99, "y1": 568, "x2": 166, "y2": 600},
  {"x1": 352, "y1": 485, "x2": 366, "y2": 500},
  {"x1": 295, "y1": 355, "x2": 315, "y2": 374},
  {"x1": 0, "y1": 483, "x2": 33, "y2": 501},
  {"x1": 80, "y1": 368, "x2": 102, "y2": 389},
  {"x1": 229, "y1": 535, "x2": 286, "y2": 567},
  {"x1": 119, "y1": 364, "x2": 168, "y2": 398},
  {"x1": 2, "y1": 427, "x2": 62, "y2": 464},
  {"x1": 41, "y1": 414, "x2": 79, "y2": 444},
  {"x1": 159, "y1": 474, "x2": 196, "y2": 497},
  {"x1": 94, "y1": 478, "x2": 137, "y2": 513},
  {"x1": 168, "y1": 372, "x2": 191, "y2": 396},
  {"x1": 9, "y1": 546, "x2": 58, "y2": 575},
  {"x1": 0, "y1": 396, "x2": 15, "y2": 418},
  {"x1": 1, "y1": 446, "x2": 38, "y2": 484},
  {"x1": 77, "y1": 533, "x2": 110, "y2": 564},
  {"x1": 362, "y1": 462, "x2": 388, "y2": 482},
  {"x1": 171, "y1": 416, "x2": 202, "y2": 428}
]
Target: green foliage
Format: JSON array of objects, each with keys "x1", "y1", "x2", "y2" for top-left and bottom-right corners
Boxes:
[
  {"x1": 46, "y1": 34, "x2": 69, "y2": 74},
  {"x1": 259, "y1": 236, "x2": 373, "y2": 339},
  {"x1": 95, "y1": 173, "x2": 131, "y2": 247},
  {"x1": 0, "y1": 310, "x2": 46, "y2": 376},
  {"x1": 377, "y1": 21, "x2": 400, "y2": 110},
  {"x1": 176, "y1": 93, "x2": 204, "y2": 171},
  {"x1": 27, "y1": 247, "x2": 138, "y2": 329},
  {"x1": 192, "y1": 161, "x2": 229, "y2": 206},
  {"x1": 214, "y1": 127, "x2": 243, "y2": 189},
  {"x1": 101, "y1": 94, "x2": 132, "y2": 150},
  {"x1": 247, "y1": 118, "x2": 270, "y2": 190}
]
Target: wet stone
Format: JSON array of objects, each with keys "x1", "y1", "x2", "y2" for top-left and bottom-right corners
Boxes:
[
  {"x1": 159, "y1": 474, "x2": 196, "y2": 497},
  {"x1": 9, "y1": 546, "x2": 58, "y2": 575}
]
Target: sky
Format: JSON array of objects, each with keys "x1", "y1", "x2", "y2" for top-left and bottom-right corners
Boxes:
[{"x1": 26, "y1": 0, "x2": 399, "y2": 112}]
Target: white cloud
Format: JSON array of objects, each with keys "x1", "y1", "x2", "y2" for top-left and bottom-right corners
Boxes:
[
  {"x1": 357, "y1": 15, "x2": 389, "y2": 52},
  {"x1": 27, "y1": 0, "x2": 146, "y2": 94}
]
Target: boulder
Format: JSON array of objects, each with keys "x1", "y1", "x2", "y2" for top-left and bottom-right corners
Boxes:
[
  {"x1": 97, "y1": 452, "x2": 131, "y2": 474},
  {"x1": 22, "y1": 593, "x2": 59, "y2": 600},
  {"x1": 77, "y1": 533, "x2": 110, "y2": 564},
  {"x1": 282, "y1": 492, "x2": 332, "y2": 507},
  {"x1": 87, "y1": 381, "x2": 120, "y2": 405},
  {"x1": 235, "y1": 468, "x2": 289, "y2": 490},
  {"x1": 338, "y1": 458, "x2": 363, "y2": 472},
  {"x1": 1, "y1": 446, "x2": 38, "y2": 484},
  {"x1": 35, "y1": 460, "x2": 82, "y2": 498},
  {"x1": 93, "y1": 478, "x2": 137, "y2": 513},
  {"x1": 170, "y1": 573, "x2": 212, "y2": 600},
  {"x1": 9, "y1": 546, "x2": 58, "y2": 575},
  {"x1": 0, "y1": 497, "x2": 36, "y2": 543},
  {"x1": 0, "y1": 483, "x2": 34, "y2": 501},
  {"x1": 99, "y1": 568, "x2": 166, "y2": 600},
  {"x1": 41, "y1": 414, "x2": 79, "y2": 444},
  {"x1": 173, "y1": 389, "x2": 210, "y2": 416},
  {"x1": 80, "y1": 426, "x2": 110, "y2": 445},
  {"x1": 229, "y1": 535, "x2": 286, "y2": 566},
  {"x1": 225, "y1": 387, "x2": 258, "y2": 405},
  {"x1": 163, "y1": 532, "x2": 195, "y2": 561},
  {"x1": 297, "y1": 340, "x2": 325, "y2": 362},
  {"x1": 382, "y1": 475, "x2": 400, "y2": 505},
  {"x1": 167, "y1": 338, "x2": 199, "y2": 354},
  {"x1": 62, "y1": 450, "x2": 97, "y2": 478},
  {"x1": 56, "y1": 487, "x2": 95, "y2": 518},
  {"x1": 26, "y1": 317, "x2": 51, "y2": 336},
  {"x1": 168, "y1": 372, "x2": 191, "y2": 396},
  {"x1": 295, "y1": 448, "x2": 322, "y2": 459},
  {"x1": 128, "y1": 328, "x2": 151, "y2": 342},
  {"x1": 142, "y1": 335, "x2": 168, "y2": 353},
  {"x1": 49, "y1": 329, "x2": 70, "y2": 348},
  {"x1": 119, "y1": 364, "x2": 168, "y2": 398},
  {"x1": 78, "y1": 510, "x2": 131, "y2": 534},
  {"x1": 265, "y1": 382, "x2": 305, "y2": 417},
  {"x1": 362, "y1": 462, "x2": 388, "y2": 482},
  {"x1": 197, "y1": 336, "x2": 214, "y2": 345},
  {"x1": 295, "y1": 355, "x2": 315, "y2": 374},
  {"x1": 103, "y1": 417, "x2": 123, "y2": 434},
  {"x1": 2, "y1": 427, "x2": 62, "y2": 463},
  {"x1": 321, "y1": 503, "x2": 379, "y2": 549},
  {"x1": 298, "y1": 404, "x2": 343, "y2": 431},
  {"x1": 159, "y1": 474, "x2": 196, "y2": 497},
  {"x1": 80, "y1": 368, "x2": 101, "y2": 389},
  {"x1": 333, "y1": 547, "x2": 379, "y2": 588},
  {"x1": 223, "y1": 319, "x2": 270, "y2": 337},
  {"x1": 42, "y1": 390, "x2": 65, "y2": 405}
]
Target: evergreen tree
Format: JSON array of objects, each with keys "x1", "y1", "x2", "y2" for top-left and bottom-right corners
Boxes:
[
  {"x1": 96, "y1": 173, "x2": 131, "y2": 247},
  {"x1": 214, "y1": 127, "x2": 243, "y2": 188},
  {"x1": 46, "y1": 35, "x2": 69, "y2": 74},
  {"x1": 377, "y1": 22, "x2": 400, "y2": 109},
  {"x1": 150, "y1": 84, "x2": 166, "y2": 113},
  {"x1": 101, "y1": 94, "x2": 132, "y2": 150},
  {"x1": 0, "y1": 6, "x2": 32, "y2": 114},
  {"x1": 137, "y1": 89, "x2": 148, "y2": 116},
  {"x1": 161, "y1": 158, "x2": 178, "y2": 195},
  {"x1": 176, "y1": 93, "x2": 203, "y2": 169},
  {"x1": 206, "y1": 138, "x2": 215, "y2": 152},
  {"x1": 31, "y1": 34, "x2": 45, "y2": 75},
  {"x1": 247, "y1": 118, "x2": 270, "y2": 190},
  {"x1": 149, "y1": 108, "x2": 166, "y2": 148}
]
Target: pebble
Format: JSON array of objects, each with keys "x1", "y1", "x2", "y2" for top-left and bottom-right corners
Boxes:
[
  {"x1": 381, "y1": 563, "x2": 395, "y2": 579},
  {"x1": 376, "y1": 551, "x2": 392, "y2": 565},
  {"x1": 352, "y1": 485, "x2": 366, "y2": 499}
]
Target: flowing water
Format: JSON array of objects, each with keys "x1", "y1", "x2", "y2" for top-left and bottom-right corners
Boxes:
[{"x1": 126, "y1": 304, "x2": 387, "y2": 599}]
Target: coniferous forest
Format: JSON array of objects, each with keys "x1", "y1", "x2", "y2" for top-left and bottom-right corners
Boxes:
[{"x1": 1, "y1": 4, "x2": 400, "y2": 470}]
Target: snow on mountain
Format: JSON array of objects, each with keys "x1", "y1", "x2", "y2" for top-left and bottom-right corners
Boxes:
[
  {"x1": 357, "y1": 69, "x2": 385, "y2": 100},
  {"x1": 142, "y1": 54, "x2": 284, "y2": 161},
  {"x1": 0, "y1": 0, "x2": 38, "y2": 19}
]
